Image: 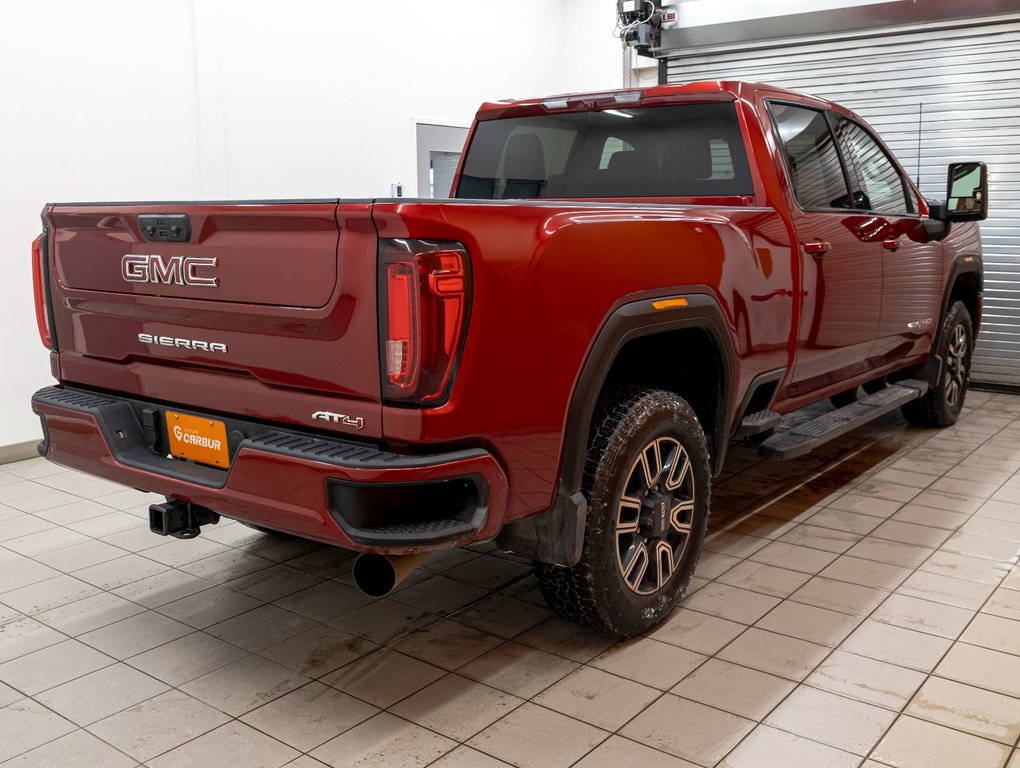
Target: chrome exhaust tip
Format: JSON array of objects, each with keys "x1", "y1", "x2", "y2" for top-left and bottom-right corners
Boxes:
[{"x1": 352, "y1": 551, "x2": 431, "y2": 597}]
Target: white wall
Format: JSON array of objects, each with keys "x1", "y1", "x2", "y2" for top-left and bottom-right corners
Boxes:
[
  {"x1": 0, "y1": 0, "x2": 626, "y2": 447},
  {"x1": 673, "y1": 0, "x2": 892, "y2": 27},
  {"x1": 0, "y1": 2, "x2": 204, "y2": 448},
  {"x1": 559, "y1": 0, "x2": 627, "y2": 93}
]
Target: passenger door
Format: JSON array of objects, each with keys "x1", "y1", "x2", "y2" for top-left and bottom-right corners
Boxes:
[
  {"x1": 767, "y1": 100, "x2": 883, "y2": 396},
  {"x1": 833, "y1": 117, "x2": 942, "y2": 366}
]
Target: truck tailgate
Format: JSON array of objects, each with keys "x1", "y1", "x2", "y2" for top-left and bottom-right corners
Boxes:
[
  {"x1": 53, "y1": 204, "x2": 341, "y2": 306},
  {"x1": 44, "y1": 201, "x2": 383, "y2": 437}
]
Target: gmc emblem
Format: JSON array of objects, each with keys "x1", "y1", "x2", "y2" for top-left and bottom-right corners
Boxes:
[{"x1": 122, "y1": 254, "x2": 218, "y2": 287}]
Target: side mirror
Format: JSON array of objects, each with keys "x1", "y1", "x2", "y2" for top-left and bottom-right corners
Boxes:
[{"x1": 930, "y1": 161, "x2": 988, "y2": 222}]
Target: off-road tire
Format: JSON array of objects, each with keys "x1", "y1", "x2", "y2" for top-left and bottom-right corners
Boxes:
[
  {"x1": 901, "y1": 300, "x2": 973, "y2": 428},
  {"x1": 534, "y1": 388, "x2": 711, "y2": 638}
]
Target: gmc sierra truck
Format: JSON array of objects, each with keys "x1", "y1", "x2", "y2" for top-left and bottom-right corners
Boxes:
[{"x1": 31, "y1": 81, "x2": 987, "y2": 637}]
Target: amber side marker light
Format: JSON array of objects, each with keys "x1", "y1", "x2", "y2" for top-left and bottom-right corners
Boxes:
[{"x1": 651, "y1": 297, "x2": 689, "y2": 310}]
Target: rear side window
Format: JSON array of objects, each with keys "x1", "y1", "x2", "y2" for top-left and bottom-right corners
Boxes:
[
  {"x1": 455, "y1": 102, "x2": 753, "y2": 199},
  {"x1": 769, "y1": 102, "x2": 851, "y2": 210}
]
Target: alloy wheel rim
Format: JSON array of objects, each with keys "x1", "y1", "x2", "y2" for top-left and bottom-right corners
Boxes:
[
  {"x1": 945, "y1": 322, "x2": 968, "y2": 407},
  {"x1": 615, "y1": 436, "x2": 695, "y2": 596}
]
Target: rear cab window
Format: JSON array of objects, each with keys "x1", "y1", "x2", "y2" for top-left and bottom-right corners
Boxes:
[{"x1": 455, "y1": 102, "x2": 754, "y2": 199}]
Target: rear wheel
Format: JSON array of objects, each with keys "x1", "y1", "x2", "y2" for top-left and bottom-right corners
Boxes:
[
  {"x1": 534, "y1": 388, "x2": 710, "y2": 637},
  {"x1": 901, "y1": 300, "x2": 973, "y2": 428}
]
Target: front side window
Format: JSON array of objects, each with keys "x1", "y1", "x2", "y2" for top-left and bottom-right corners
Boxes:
[
  {"x1": 769, "y1": 102, "x2": 851, "y2": 211},
  {"x1": 455, "y1": 102, "x2": 754, "y2": 199},
  {"x1": 837, "y1": 119, "x2": 913, "y2": 215}
]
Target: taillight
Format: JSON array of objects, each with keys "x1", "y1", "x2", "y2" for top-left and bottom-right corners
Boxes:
[
  {"x1": 379, "y1": 239, "x2": 470, "y2": 405},
  {"x1": 32, "y1": 232, "x2": 55, "y2": 350}
]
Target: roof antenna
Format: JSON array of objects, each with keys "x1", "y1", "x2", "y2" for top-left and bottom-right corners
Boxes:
[{"x1": 916, "y1": 102, "x2": 923, "y2": 187}]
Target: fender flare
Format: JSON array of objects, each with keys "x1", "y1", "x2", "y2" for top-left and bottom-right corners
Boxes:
[
  {"x1": 560, "y1": 293, "x2": 738, "y2": 487},
  {"x1": 902, "y1": 255, "x2": 982, "y2": 391},
  {"x1": 939, "y1": 255, "x2": 983, "y2": 341},
  {"x1": 496, "y1": 292, "x2": 737, "y2": 565}
]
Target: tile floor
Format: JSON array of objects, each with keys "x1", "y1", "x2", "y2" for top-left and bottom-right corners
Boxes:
[{"x1": 1, "y1": 389, "x2": 1020, "y2": 767}]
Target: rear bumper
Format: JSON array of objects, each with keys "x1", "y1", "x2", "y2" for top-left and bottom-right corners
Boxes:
[{"x1": 32, "y1": 385, "x2": 508, "y2": 553}]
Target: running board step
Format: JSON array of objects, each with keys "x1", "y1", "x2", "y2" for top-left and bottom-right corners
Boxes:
[
  {"x1": 736, "y1": 409, "x2": 782, "y2": 439},
  {"x1": 759, "y1": 379, "x2": 929, "y2": 460}
]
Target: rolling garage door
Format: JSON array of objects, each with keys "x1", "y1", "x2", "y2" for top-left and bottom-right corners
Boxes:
[{"x1": 665, "y1": 14, "x2": 1020, "y2": 386}]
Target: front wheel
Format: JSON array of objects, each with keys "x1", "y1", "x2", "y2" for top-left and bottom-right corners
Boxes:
[
  {"x1": 534, "y1": 388, "x2": 711, "y2": 637},
  {"x1": 901, "y1": 300, "x2": 973, "y2": 428}
]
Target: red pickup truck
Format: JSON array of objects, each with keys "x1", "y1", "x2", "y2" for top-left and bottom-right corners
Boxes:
[{"x1": 31, "y1": 81, "x2": 987, "y2": 637}]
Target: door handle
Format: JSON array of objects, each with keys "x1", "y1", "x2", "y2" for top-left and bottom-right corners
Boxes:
[
  {"x1": 803, "y1": 241, "x2": 831, "y2": 256},
  {"x1": 882, "y1": 238, "x2": 901, "y2": 252}
]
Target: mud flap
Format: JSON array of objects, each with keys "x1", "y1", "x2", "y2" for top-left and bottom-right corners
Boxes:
[
  {"x1": 496, "y1": 492, "x2": 586, "y2": 566},
  {"x1": 914, "y1": 353, "x2": 945, "y2": 390}
]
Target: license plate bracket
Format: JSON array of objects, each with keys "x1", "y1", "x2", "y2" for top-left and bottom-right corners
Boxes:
[{"x1": 165, "y1": 411, "x2": 230, "y2": 468}]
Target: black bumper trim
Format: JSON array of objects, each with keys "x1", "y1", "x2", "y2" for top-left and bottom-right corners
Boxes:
[
  {"x1": 325, "y1": 475, "x2": 488, "y2": 547},
  {"x1": 32, "y1": 385, "x2": 488, "y2": 487}
]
